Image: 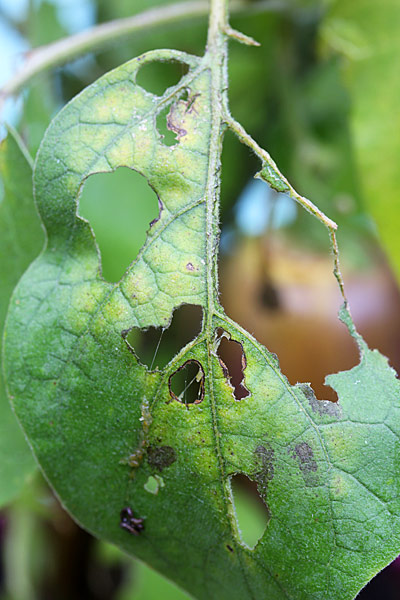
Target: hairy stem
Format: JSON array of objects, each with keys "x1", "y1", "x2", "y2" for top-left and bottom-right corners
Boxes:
[
  {"x1": 224, "y1": 113, "x2": 348, "y2": 305},
  {"x1": 225, "y1": 114, "x2": 338, "y2": 230},
  {"x1": 207, "y1": 0, "x2": 228, "y2": 48},
  {"x1": 205, "y1": 0, "x2": 228, "y2": 321}
]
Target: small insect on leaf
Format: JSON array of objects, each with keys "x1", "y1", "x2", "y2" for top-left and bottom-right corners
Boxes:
[{"x1": 119, "y1": 507, "x2": 145, "y2": 536}]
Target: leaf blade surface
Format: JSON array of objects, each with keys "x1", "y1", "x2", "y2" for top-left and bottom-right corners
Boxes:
[{"x1": 3, "y1": 50, "x2": 400, "y2": 600}]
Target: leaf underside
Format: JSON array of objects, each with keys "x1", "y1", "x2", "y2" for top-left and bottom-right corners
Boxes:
[{"x1": 3, "y1": 50, "x2": 400, "y2": 600}]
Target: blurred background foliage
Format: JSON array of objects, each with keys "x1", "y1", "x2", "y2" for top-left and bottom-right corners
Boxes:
[{"x1": 1, "y1": 0, "x2": 400, "y2": 598}]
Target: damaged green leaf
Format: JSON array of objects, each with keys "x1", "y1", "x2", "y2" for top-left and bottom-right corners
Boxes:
[{"x1": 3, "y1": 8, "x2": 400, "y2": 600}]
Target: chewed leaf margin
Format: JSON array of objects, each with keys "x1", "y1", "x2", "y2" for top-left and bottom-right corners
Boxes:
[{"x1": 3, "y1": 42, "x2": 400, "y2": 600}]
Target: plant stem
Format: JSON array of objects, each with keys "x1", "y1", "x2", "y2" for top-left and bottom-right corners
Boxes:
[
  {"x1": 224, "y1": 113, "x2": 348, "y2": 304},
  {"x1": 225, "y1": 114, "x2": 338, "y2": 230},
  {"x1": 204, "y1": 6, "x2": 261, "y2": 593},
  {"x1": 207, "y1": 0, "x2": 228, "y2": 49},
  {"x1": 0, "y1": 0, "x2": 284, "y2": 117},
  {"x1": 204, "y1": 0, "x2": 228, "y2": 321}
]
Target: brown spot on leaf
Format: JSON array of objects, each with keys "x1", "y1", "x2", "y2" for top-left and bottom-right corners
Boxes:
[
  {"x1": 293, "y1": 442, "x2": 317, "y2": 471},
  {"x1": 290, "y1": 442, "x2": 319, "y2": 487},
  {"x1": 167, "y1": 104, "x2": 187, "y2": 138},
  {"x1": 297, "y1": 383, "x2": 341, "y2": 417},
  {"x1": 147, "y1": 445, "x2": 176, "y2": 471},
  {"x1": 254, "y1": 444, "x2": 274, "y2": 495},
  {"x1": 165, "y1": 91, "x2": 201, "y2": 141}
]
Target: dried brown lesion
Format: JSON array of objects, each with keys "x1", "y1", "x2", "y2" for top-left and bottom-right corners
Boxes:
[
  {"x1": 147, "y1": 445, "x2": 176, "y2": 471},
  {"x1": 166, "y1": 91, "x2": 201, "y2": 140}
]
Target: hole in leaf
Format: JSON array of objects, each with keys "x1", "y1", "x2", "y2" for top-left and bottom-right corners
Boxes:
[
  {"x1": 156, "y1": 104, "x2": 178, "y2": 146},
  {"x1": 79, "y1": 167, "x2": 160, "y2": 283},
  {"x1": 215, "y1": 328, "x2": 250, "y2": 400},
  {"x1": 136, "y1": 60, "x2": 189, "y2": 96},
  {"x1": 324, "y1": 385, "x2": 339, "y2": 403},
  {"x1": 169, "y1": 359, "x2": 205, "y2": 405},
  {"x1": 219, "y1": 226, "x2": 360, "y2": 403},
  {"x1": 144, "y1": 475, "x2": 164, "y2": 495},
  {"x1": 124, "y1": 304, "x2": 203, "y2": 370},
  {"x1": 298, "y1": 382, "x2": 340, "y2": 415},
  {"x1": 229, "y1": 474, "x2": 269, "y2": 549}
]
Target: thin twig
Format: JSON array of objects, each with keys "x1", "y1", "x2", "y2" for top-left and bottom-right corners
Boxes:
[
  {"x1": 329, "y1": 229, "x2": 348, "y2": 305},
  {"x1": 0, "y1": 0, "x2": 284, "y2": 115},
  {"x1": 223, "y1": 25, "x2": 260, "y2": 46},
  {"x1": 225, "y1": 113, "x2": 338, "y2": 230},
  {"x1": 225, "y1": 112, "x2": 348, "y2": 304}
]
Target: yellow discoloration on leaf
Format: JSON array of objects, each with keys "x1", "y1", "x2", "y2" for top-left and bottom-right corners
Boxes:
[
  {"x1": 4, "y1": 43, "x2": 400, "y2": 600},
  {"x1": 106, "y1": 135, "x2": 134, "y2": 168}
]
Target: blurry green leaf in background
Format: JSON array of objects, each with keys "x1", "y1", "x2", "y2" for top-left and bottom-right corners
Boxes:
[
  {"x1": 116, "y1": 559, "x2": 191, "y2": 600},
  {"x1": 322, "y1": 0, "x2": 400, "y2": 281},
  {"x1": 0, "y1": 129, "x2": 42, "y2": 507}
]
